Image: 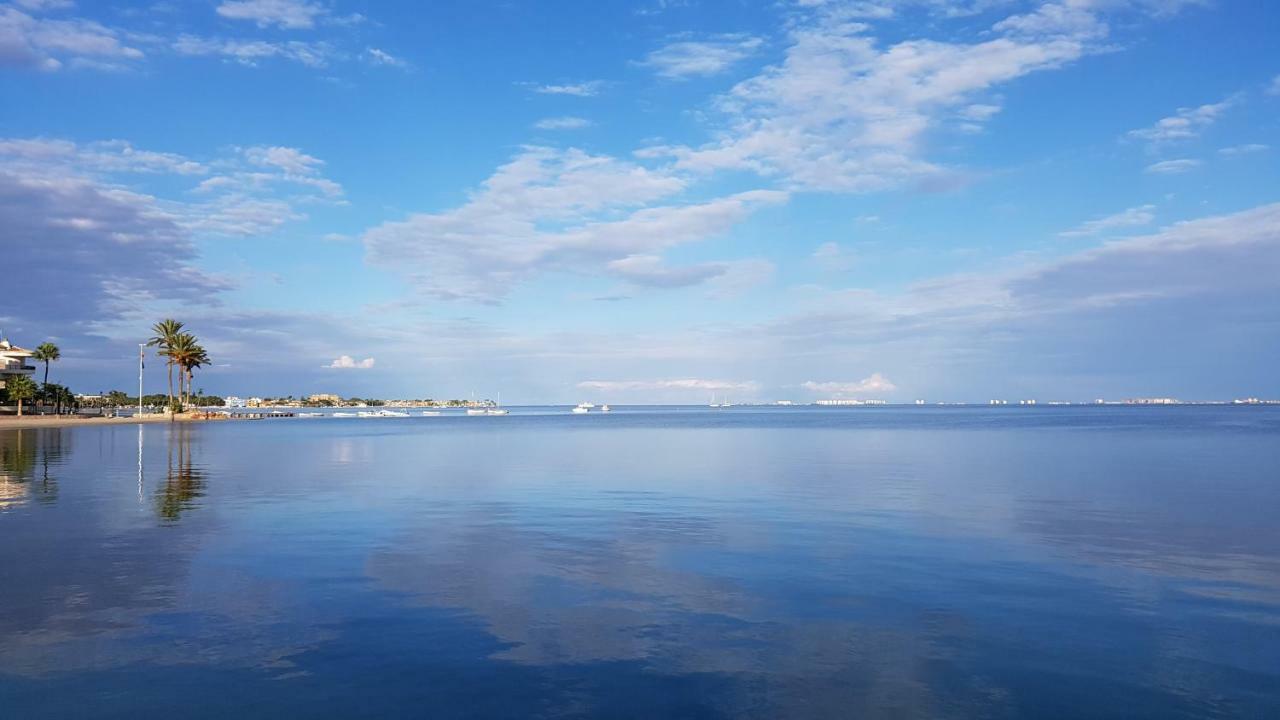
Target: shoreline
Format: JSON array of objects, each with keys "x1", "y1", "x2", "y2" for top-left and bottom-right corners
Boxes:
[{"x1": 0, "y1": 413, "x2": 225, "y2": 430}]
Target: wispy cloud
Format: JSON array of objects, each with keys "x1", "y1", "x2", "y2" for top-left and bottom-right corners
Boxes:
[
  {"x1": 1145, "y1": 158, "x2": 1200, "y2": 174},
  {"x1": 364, "y1": 47, "x2": 408, "y2": 68},
  {"x1": 638, "y1": 2, "x2": 1107, "y2": 192},
  {"x1": 0, "y1": 6, "x2": 144, "y2": 71},
  {"x1": 0, "y1": 135, "x2": 343, "y2": 239},
  {"x1": 215, "y1": 0, "x2": 327, "y2": 30},
  {"x1": 639, "y1": 34, "x2": 763, "y2": 79},
  {"x1": 534, "y1": 116, "x2": 591, "y2": 130},
  {"x1": 812, "y1": 241, "x2": 857, "y2": 271},
  {"x1": 1127, "y1": 98, "x2": 1234, "y2": 146},
  {"x1": 0, "y1": 137, "x2": 204, "y2": 174},
  {"x1": 362, "y1": 146, "x2": 787, "y2": 302},
  {"x1": 529, "y1": 81, "x2": 604, "y2": 97},
  {"x1": 801, "y1": 374, "x2": 896, "y2": 396},
  {"x1": 172, "y1": 34, "x2": 334, "y2": 68},
  {"x1": 1218, "y1": 143, "x2": 1269, "y2": 156},
  {"x1": 1059, "y1": 204, "x2": 1156, "y2": 237}
]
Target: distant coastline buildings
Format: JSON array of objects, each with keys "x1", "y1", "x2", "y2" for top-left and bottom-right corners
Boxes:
[{"x1": 815, "y1": 399, "x2": 887, "y2": 406}]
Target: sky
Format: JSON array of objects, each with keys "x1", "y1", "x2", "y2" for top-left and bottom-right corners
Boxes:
[{"x1": 2, "y1": 0, "x2": 1278, "y2": 404}]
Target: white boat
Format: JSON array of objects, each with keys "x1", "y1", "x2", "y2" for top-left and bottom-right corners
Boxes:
[
  {"x1": 466, "y1": 408, "x2": 487, "y2": 416},
  {"x1": 576, "y1": 402, "x2": 595, "y2": 409},
  {"x1": 571, "y1": 406, "x2": 589, "y2": 414},
  {"x1": 420, "y1": 410, "x2": 442, "y2": 416},
  {"x1": 601, "y1": 405, "x2": 611, "y2": 412},
  {"x1": 487, "y1": 392, "x2": 510, "y2": 415},
  {"x1": 333, "y1": 412, "x2": 357, "y2": 417},
  {"x1": 378, "y1": 410, "x2": 410, "y2": 417},
  {"x1": 298, "y1": 413, "x2": 324, "y2": 418},
  {"x1": 709, "y1": 394, "x2": 722, "y2": 408}
]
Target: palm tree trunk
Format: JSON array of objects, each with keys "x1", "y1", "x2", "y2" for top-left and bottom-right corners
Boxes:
[
  {"x1": 16, "y1": 398, "x2": 22, "y2": 417},
  {"x1": 43, "y1": 361, "x2": 49, "y2": 386},
  {"x1": 167, "y1": 362, "x2": 174, "y2": 412}
]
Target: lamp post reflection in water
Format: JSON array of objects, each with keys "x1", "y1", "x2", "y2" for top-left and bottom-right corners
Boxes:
[{"x1": 137, "y1": 423, "x2": 144, "y2": 503}]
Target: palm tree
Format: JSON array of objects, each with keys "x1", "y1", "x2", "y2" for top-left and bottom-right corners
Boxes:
[
  {"x1": 167, "y1": 333, "x2": 202, "y2": 409},
  {"x1": 183, "y1": 345, "x2": 209, "y2": 407},
  {"x1": 32, "y1": 342, "x2": 60, "y2": 387},
  {"x1": 5, "y1": 375, "x2": 37, "y2": 417},
  {"x1": 147, "y1": 319, "x2": 184, "y2": 412}
]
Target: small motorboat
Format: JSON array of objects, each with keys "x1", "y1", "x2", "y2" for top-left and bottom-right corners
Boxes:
[
  {"x1": 420, "y1": 410, "x2": 442, "y2": 416},
  {"x1": 572, "y1": 406, "x2": 589, "y2": 414},
  {"x1": 466, "y1": 408, "x2": 487, "y2": 416},
  {"x1": 600, "y1": 405, "x2": 611, "y2": 412},
  {"x1": 485, "y1": 409, "x2": 509, "y2": 415},
  {"x1": 333, "y1": 412, "x2": 357, "y2": 417}
]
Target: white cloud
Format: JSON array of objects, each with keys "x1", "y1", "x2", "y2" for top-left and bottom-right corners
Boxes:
[
  {"x1": 0, "y1": 6, "x2": 144, "y2": 71},
  {"x1": 639, "y1": 3, "x2": 1100, "y2": 191},
  {"x1": 244, "y1": 145, "x2": 324, "y2": 175},
  {"x1": 606, "y1": 254, "x2": 728, "y2": 287},
  {"x1": 1, "y1": 135, "x2": 341, "y2": 238},
  {"x1": 327, "y1": 355, "x2": 375, "y2": 369},
  {"x1": 801, "y1": 374, "x2": 897, "y2": 396},
  {"x1": 362, "y1": 146, "x2": 787, "y2": 302},
  {"x1": 364, "y1": 47, "x2": 407, "y2": 68},
  {"x1": 13, "y1": 0, "x2": 76, "y2": 10},
  {"x1": 812, "y1": 241, "x2": 857, "y2": 270},
  {"x1": 577, "y1": 378, "x2": 759, "y2": 393},
  {"x1": 534, "y1": 116, "x2": 591, "y2": 130},
  {"x1": 0, "y1": 138, "x2": 205, "y2": 174},
  {"x1": 216, "y1": 0, "x2": 326, "y2": 30},
  {"x1": 1059, "y1": 204, "x2": 1156, "y2": 237},
  {"x1": 1268, "y1": 74, "x2": 1280, "y2": 96},
  {"x1": 1127, "y1": 98, "x2": 1233, "y2": 146},
  {"x1": 172, "y1": 34, "x2": 333, "y2": 67},
  {"x1": 529, "y1": 81, "x2": 604, "y2": 97},
  {"x1": 1218, "y1": 143, "x2": 1269, "y2": 156},
  {"x1": 1145, "y1": 158, "x2": 1200, "y2": 174},
  {"x1": 640, "y1": 34, "x2": 763, "y2": 79}
]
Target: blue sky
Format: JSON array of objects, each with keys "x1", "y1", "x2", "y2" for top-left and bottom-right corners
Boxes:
[{"x1": 2, "y1": 0, "x2": 1278, "y2": 403}]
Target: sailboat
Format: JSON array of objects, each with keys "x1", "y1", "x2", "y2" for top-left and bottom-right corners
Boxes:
[
  {"x1": 486, "y1": 391, "x2": 510, "y2": 415},
  {"x1": 709, "y1": 394, "x2": 723, "y2": 408}
]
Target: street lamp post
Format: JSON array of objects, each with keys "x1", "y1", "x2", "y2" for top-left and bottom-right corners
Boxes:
[{"x1": 138, "y1": 343, "x2": 145, "y2": 418}]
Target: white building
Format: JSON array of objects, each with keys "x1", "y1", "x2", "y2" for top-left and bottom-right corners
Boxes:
[
  {"x1": 224, "y1": 396, "x2": 247, "y2": 408},
  {"x1": 815, "y1": 399, "x2": 887, "y2": 406},
  {"x1": 0, "y1": 338, "x2": 36, "y2": 391}
]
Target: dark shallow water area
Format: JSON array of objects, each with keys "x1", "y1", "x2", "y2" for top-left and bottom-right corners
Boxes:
[{"x1": 1, "y1": 406, "x2": 1278, "y2": 718}]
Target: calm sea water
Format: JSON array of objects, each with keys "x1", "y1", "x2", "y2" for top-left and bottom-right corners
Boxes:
[{"x1": 1, "y1": 406, "x2": 1278, "y2": 719}]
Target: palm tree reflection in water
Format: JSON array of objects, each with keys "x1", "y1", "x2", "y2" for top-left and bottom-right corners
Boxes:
[
  {"x1": 0, "y1": 428, "x2": 65, "y2": 508},
  {"x1": 155, "y1": 425, "x2": 207, "y2": 523}
]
